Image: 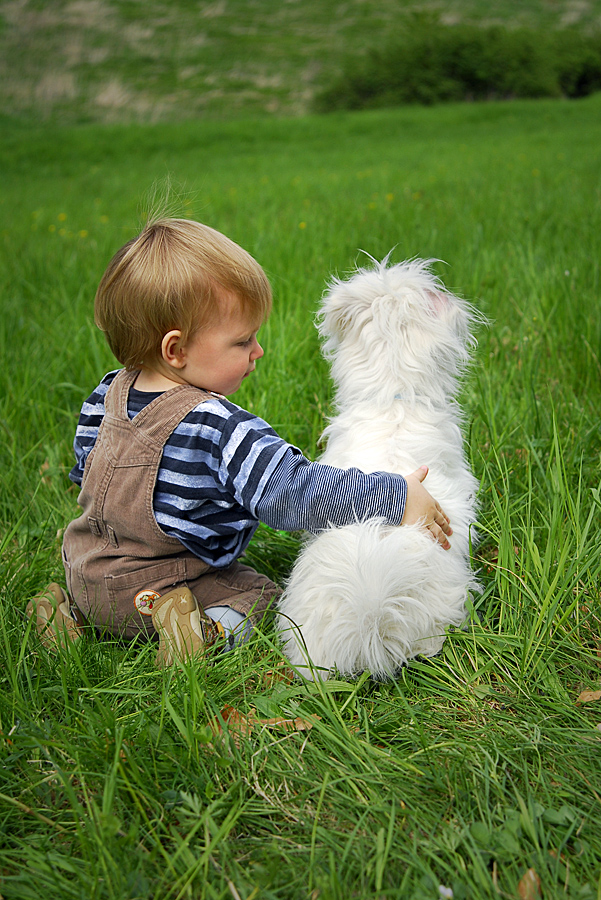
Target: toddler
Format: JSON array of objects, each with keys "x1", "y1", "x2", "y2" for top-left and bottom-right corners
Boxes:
[{"x1": 27, "y1": 217, "x2": 452, "y2": 664}]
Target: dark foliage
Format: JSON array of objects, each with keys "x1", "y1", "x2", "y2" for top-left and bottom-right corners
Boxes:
[{"x1": 316, "y1": 18, "x2": 601, "y2": 111}]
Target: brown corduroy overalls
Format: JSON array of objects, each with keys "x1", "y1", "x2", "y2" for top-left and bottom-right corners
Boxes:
[{"x1": 62, "y1": 369, "x2": 279, "y2": 639}]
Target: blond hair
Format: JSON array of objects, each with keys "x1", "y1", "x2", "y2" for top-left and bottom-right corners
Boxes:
[{"x1": 94, "y1": 218, "x2": 272, "y2": 370}]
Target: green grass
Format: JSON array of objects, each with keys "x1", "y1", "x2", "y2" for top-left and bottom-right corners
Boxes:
[
  {"x1": 2, "y1": 0, "x2": 601, "y2": 123},
  {"x1": 1, "y1": 95, "x2": 601, "y2": 897}
]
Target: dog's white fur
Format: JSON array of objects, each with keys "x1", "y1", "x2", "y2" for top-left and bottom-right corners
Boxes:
[{"x1": 277, "y1": 256, "x2": 482, "y2": 679}]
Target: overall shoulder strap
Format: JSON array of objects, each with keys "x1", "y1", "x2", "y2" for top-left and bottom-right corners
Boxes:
[{"x1": 103, "y1": 369, "x2": 139, "y2": 419}]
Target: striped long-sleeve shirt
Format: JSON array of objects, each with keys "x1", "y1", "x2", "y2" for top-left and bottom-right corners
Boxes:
[{"x1": 69, "y1": 370, "x2": 408, "y2": 568}]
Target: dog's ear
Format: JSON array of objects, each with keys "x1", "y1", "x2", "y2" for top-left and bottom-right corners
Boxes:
[
  {"x1": 321, "y1": 304, "x2": 350, "y2": 340},
  {"x1": 427, "y1": 290, "x2": 450, "y2": 315},
  {"x1": 317, "y1": 281, "x2": 353, "y2": 342}
]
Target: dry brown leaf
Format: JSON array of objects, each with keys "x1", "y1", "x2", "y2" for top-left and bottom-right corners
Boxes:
[
  {"x1": 210, "y1": 706, "x2": 320, "y2": 742},
  {"x1": 576, "y1": 689, "x2": 601, "y2": 705},
  {"x1": 262, "y1": 715, "x2": 320, "y2": 732},
  {"x1": 479, "y1": 544, "x2": 520, "y2": 574},
  {"x1": 518, "y1": 867, "x2": 541, "y2": 900},
  {"x1": 218, "y1": 705, "x2": 256, "y2": 737},
  {"x1": 262, "y1": 666, "x2": 294, "y2": 687}
]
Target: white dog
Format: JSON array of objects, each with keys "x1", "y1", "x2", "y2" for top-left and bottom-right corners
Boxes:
[{"x1": 277, "y1": 256, "x2": 482, "y2": 679}]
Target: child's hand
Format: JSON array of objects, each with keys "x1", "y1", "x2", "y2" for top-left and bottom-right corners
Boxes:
[{"x1": 402, "y1": 466, "x2": 453, "y2": 550}]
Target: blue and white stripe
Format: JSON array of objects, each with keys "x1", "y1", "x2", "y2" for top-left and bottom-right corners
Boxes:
[{"x1": 70, "y1": 370, "x2": 407, "y2": 568}]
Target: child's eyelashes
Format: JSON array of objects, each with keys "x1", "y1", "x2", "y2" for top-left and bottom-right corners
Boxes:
[{"x1": 237, "y1": 334, "x2": 258, "y2": 347}]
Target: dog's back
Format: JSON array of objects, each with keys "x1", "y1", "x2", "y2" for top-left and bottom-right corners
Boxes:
[{"x1": 277, "y1": 258, "x2": 482, "y2": 679}]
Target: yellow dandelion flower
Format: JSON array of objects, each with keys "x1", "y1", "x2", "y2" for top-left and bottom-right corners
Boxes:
[
  {"x1": 299, "y1": 221, "x2": 306, "y2": 229},
  {"x1": 79, "y1": 230, "x2": 88, "y2": 238},
  {"x1": 59, "y1": 228, "x2": 66, "y2": 236},
  {"x1": 368, "y1": 202, "x2": 376, "y2": 210},
  {"x1": 58, "y1": 213, "x2": 67, "y2": 221},
  {"x1": 100, "y1": 215, "x2": 109, "y2": 224},
  {"x1": 386, "y1": 193, "x2": 394, "y2": 202},
  {"x1": 49, "y1": 224, "x2": 56, "y2": 232}
]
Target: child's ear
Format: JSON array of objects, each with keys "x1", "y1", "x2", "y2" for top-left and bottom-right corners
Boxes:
[{"x1": 161, "y1": 330, "x2": 186, "y2": 369}]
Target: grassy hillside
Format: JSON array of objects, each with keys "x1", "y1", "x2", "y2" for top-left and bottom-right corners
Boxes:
[
  {"x1": 2, "y1": 0, "x2": 601, "y2": 123},
  {"x1": 1, "y1": 95, "x2": 600, "y2": 897}
]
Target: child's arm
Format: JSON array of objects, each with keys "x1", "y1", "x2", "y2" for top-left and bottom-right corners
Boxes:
[
  {"x1": 69, "y1": 371, "x2": 119, "y2": 486},
  {"x1": 402, "y1": 466, "x2": 452, "y2": 550},
  {"x1": 249, "y1": 448, "x2": 452, "y2": 549}
]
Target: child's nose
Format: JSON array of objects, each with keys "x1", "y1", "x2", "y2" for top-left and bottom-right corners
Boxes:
[{"x1": 252, "y1": 339, "x2": 264, "y2": 360}]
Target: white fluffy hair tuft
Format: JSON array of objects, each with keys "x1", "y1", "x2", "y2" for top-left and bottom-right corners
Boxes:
[{"x1": 277, "y1": 255, "x2": 483, "y2": 680}]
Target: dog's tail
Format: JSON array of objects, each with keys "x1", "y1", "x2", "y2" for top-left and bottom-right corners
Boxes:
[{"x1": 277, "y1": 521, "x2": 478, "y2": 680}]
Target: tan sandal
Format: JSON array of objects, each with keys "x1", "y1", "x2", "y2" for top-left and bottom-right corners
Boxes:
[
  {"x1": 151, "y1": 586, "x2": 224, "y2": 666},
  {"x1": 26, "y1": 583, "x2": 84, "y2": 650}
]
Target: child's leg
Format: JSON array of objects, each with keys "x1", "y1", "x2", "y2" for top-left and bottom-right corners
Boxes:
[
  {"x1": 191, "y1": 561, "x2": 280, "y2": 620},
  {"x1": 193, "y1": 560, "x2": 280, "y2": 645},
  {"x1": 26, "y1": 583, "x2": 85, "y2": 649}
]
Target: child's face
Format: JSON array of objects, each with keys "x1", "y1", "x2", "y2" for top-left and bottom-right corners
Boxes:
[{"x1": 178, "y1": 293, "x2": 264, "y2": 396}]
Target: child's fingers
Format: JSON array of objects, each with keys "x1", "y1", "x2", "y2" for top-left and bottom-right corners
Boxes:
[
  {"x1": 428, "y1": 520, "x2": 452, "y2": 550},
  {"x1": 424, "y1": 504, "x2": 452, "y2": 548},
  {"x1": 437, "y1": 510, "x2": 453, "y2": 535},
  {"x1": 431, "y1": 503, "x2": 452, "y2": 535}
]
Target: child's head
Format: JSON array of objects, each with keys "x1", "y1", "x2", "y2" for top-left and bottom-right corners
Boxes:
[{"x1": 94, "y1": 217, "x2": 272, "y2": 373}]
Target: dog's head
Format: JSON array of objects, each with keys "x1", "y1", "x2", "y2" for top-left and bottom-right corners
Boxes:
[{"x1": 317, "y1": 256, "x2": 481, "y2": 406}]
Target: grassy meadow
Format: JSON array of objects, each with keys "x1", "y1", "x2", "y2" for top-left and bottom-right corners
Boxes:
[{"x1": 1, "y1": 93, "x2": 601, "y2": 898}]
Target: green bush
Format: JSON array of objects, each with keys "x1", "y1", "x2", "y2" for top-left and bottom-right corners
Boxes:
[
  {"x1": 555, "y1": 28, "x2": 601, "y2": 97},
  {"x1": 316, "y1": 19, "x2": 601, "y2": 111}
]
